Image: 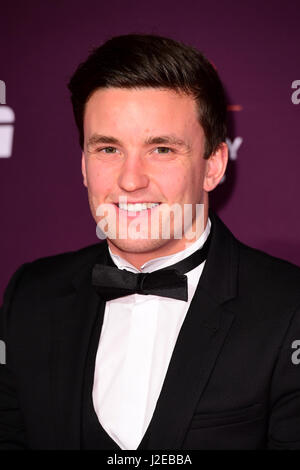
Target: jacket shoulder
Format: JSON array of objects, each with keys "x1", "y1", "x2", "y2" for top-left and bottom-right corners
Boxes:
[
  {"x1": 237, "y1": 238, "x2": 300, "y2": 307},
  {"x1": 5, "y1": 242, "x2": 106, "y2": 297}
]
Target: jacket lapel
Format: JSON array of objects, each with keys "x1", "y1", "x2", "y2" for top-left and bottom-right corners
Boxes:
[
  {"x1": 143, "y1": 288, "x2": 235, "y2": 449},
  {"x1": 51, "y1": 242, "x2": 109, "y2": 449},
  {"x1": 143, "y1": 210, "x2": 239, "y2": 449}
]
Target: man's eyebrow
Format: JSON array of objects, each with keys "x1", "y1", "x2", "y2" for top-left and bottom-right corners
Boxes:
[
  {"x1": 86, "y1": 134, "x2": 192, "y2": 151},
  {"x1": 87, "y1": 134, "x2": 121, "y2": 147},
  {"x1": 144, "y1": 135, "x2": 191, "y2": 150}
]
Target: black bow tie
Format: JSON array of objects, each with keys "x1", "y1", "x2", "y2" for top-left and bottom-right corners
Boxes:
[{"x1": 92, "y1": 234, "x2": 211, "y2": 302}]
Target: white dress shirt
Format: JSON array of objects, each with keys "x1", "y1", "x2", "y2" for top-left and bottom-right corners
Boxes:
[{"x1": 92, "y1": 218, "x2": 211, "y2": 450}]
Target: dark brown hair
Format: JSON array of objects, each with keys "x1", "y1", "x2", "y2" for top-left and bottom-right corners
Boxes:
[{"x1": 68, "y1": 34, "x2": 227, "y2": 159}]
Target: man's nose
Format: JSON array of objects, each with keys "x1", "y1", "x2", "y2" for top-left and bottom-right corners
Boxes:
[{"x1": 118, "y1": 153, "x2": 150, "y2": 192}]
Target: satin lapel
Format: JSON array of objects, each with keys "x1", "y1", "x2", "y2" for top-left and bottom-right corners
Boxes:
[
  {"x1": 143, "y1": 210, "x2": 239, "y2": 450},
  {"x1": 51, "y1": 242, "x2": 108, "y2": 449},
  {"x1": 144, "y1": 287, "x2": 235, "y2": 449}
]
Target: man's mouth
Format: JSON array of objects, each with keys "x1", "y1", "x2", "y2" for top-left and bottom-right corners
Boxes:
[{"x1": 115, "y1": 202, "x2": 161, "y2": 214}]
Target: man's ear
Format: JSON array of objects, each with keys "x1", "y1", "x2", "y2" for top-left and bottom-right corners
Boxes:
[
  {"x1": 81, "y1": 152, "x2": 87, "y2": 187},
  {"x1": 203, "y1": 142, "x2": 228, "y2": 192}
]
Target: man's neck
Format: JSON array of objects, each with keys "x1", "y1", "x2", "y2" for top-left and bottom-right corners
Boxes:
[{"x1": 107, "y1": 210, "x2": 209, "y2": 270}]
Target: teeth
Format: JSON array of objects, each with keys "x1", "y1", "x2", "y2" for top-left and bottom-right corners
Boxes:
[{"x1": 118, "y1": 202, "x2": 159, "y2": 212}]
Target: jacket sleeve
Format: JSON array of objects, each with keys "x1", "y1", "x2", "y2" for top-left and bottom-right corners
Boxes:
[
  {"x1": 268, "y1": 304, "x2": 300, "y2": 449},
  {"x1": 0, "y1": 265, "x2": 29, "y2": 449}
]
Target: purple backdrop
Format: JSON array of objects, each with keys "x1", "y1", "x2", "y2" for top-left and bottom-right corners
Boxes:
[{"x1": 1, "y1": 0, "x2": 300, "y2": 301}]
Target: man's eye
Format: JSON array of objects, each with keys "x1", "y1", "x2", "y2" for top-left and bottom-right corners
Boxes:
[
  {"x1": 98, "y1": 147, "x2": 118, "y2": 153},
  {"x1": 155, "y1": 147, "x2": 173, "y2": 154}
]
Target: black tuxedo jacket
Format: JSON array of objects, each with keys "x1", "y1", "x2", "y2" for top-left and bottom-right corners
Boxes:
[{"x1": 1, "y1": 211, "x2": 300, "y2": 449}]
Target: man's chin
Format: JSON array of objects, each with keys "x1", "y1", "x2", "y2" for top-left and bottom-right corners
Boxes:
[{"x1": 107, "y1": 236, "x2": 175, "y2": 255}]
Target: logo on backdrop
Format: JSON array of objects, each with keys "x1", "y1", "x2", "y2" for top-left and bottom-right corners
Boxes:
[
  {"x1": 226, "y1": 136, "x2": 243, "y2": 161},
  {"x1": 220, "y1": 103, "x2": 243, "y2": 183},
  {"x1": 291, "y1": 80, "x2": 300, "y2": 105},
  {"x1": 0, "y1": 80, "x2": 15, "y2": 158}
]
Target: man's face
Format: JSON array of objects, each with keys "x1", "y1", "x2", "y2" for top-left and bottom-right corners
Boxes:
[{"x1": 82, "y1": 87, "x2": 222, "y2": 258}]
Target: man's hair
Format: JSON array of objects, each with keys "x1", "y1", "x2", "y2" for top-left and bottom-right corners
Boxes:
[{"x1": 68, "y1": 34, "x2": 227, "y2": 159}]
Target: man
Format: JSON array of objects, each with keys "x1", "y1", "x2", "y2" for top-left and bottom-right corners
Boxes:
[{"x1": 1, "y1": 34, "x2": 300, "y2": 450}]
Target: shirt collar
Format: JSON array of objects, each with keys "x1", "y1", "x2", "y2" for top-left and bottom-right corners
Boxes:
[{"x1": 108, "y1": 217, "x2": 211, "y2": 273}]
